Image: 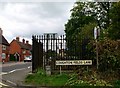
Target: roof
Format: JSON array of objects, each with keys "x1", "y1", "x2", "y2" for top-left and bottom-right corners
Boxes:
[
  {"x1": 0, "y1": 35, "x2": 9, "y2": 46},
  {"x1": 16, "y1": 40, "x2": 32, "y2": 50}
]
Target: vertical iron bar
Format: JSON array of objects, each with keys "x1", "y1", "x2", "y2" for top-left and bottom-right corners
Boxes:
[
  {"x1": 32, "y1": 36, "x2": 35, "y2": 73},
  {"x1": 53, "y1": 34, "x2": 55, "y2": 51},
  {"x1": 46, "y1": 34, "x2": 49, "y2": 65},
  {"x1": 44, "y1": 35, "x2": 46, "y2": 69}
]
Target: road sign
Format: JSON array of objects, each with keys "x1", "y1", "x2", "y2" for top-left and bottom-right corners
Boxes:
[
  {"x1": 56, "y1": 60, "x2": 92, "y2": 65},
  {"x1": 94, "y1": 27, "x2": 97, "y2": 39}
]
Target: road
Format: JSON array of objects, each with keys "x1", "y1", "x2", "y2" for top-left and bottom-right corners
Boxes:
[{"x1": 0, "y1": 62, "x2": 32, "y2": 88}]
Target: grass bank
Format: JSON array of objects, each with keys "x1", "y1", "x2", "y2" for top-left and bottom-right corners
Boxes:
[
  {"x1": 25, "y1": 69, "x2": 120, "y2": 87},
  {"x1": 25, "y1": 69, "x2": 69, "y2": 86}
]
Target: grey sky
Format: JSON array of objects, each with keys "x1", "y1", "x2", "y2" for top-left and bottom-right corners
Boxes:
[{"x1": 0, "y1": 2, "x2": 75, "y2": 44}]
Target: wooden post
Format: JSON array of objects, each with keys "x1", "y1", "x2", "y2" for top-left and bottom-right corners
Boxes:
[
  {"x1": 94, "y1": 27, "x2": 99, "y2": 70},
  {"x1": 96, "y1": 39, "x2": 99, "y2": 70}
]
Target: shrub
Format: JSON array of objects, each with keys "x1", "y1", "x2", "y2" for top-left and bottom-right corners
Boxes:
[
  {"x1": 89, "y1": 38, "x2": 120, "y2": 72},
  {"x1": 114, "y1": 80, "x2": 120, "y2": 87}
]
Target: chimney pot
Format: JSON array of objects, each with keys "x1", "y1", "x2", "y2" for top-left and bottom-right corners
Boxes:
[
  {"x1": 16, "y1": 37, "x2": 19, "y2": 41},
  {"x1": 22, "y1": 39, "x2": 25, "y2": 44},
  {"x1": 26, "y1": 41, "x2": 29, "y2": 44}
]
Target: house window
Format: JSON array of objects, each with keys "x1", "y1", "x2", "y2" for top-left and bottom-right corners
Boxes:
[
  {"x1": 2, "y1": 45, "x2": 6, "y2": 50},
  {"x1": 2, "y1": 53, "x2": 6, "y2": 59}
]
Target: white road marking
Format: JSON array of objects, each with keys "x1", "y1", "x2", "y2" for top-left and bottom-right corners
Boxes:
[
  {"x1": 0, "y1": 66, "x2": 32, "y2": 87},
  {"x1": 1, "y1": 66, "x2": 32, "y2": 75},
  {"x1": 6, "y1": 80, "x2": 17, "y2": 86},
  {"x1": 8, "y1": 70, "x2": 16, "y2": 73},
  {"x1": 0, "y1": 72, "x2": 8, "y2": 75},
  {"x1": 0, "y1": 82, "x2": 8, "y2": 87}
]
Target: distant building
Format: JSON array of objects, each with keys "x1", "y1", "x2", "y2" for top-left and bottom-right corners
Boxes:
[
  {"x1": 0, "y1": 28, "x2": 10, "y2": 62},
  {"x1": 9, "y1": 37, "x2": 32, "y2": 61}
]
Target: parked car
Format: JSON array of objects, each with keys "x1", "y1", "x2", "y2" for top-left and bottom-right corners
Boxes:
[{"x1": 24, "y1": 55, "x2": 32, "y2": 62}]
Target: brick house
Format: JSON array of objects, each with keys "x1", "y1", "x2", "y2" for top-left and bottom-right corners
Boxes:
[
  {"x1": 0, "y1": 28, "x2": 10, "y2": 62},
  {"x1": 9, "y1": 37, "x2": 32, "y2": 61}
]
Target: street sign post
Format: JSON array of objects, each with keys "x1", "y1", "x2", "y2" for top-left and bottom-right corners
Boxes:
[{"x1": 94, "y1": 27, "x2": 99, "y2": 69}]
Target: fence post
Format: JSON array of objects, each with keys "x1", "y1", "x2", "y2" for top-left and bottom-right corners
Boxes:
[{"x1": 32, "y1": 36, "x2": 35, "y2": 73}]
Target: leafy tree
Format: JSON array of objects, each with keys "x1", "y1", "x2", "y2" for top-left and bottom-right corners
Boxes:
[
  {"x1": 65, "y1": 2, "x2": 113, "y2": 40},
  {"x1": 108, "y1": 2, "x2": 120, "y2": 40},
  {"x1": 64, "y1": 2, "x2": 95, "y2": 58},
  {"x1": 65, "y1": 2, "x2": 95, "y2": 39}
]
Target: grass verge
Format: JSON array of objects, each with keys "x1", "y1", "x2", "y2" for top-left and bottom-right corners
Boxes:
[
  {"x1": 25, "y1": 69, "x2": 69, "y2": 86},
  {"x1": 25, "y1": 69, "x2": 120, "y2": 87}
]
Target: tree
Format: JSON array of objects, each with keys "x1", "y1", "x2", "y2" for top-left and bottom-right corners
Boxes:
[
  {"x1": 64, "y1": 2, "x2": 95, "y2": 58},
  {"x1": 65, "y1": 2, "x2": 114, "y2": 39},
  {"x1": 65, "y1": 2, "x2": 95, "y2": 39},
  {"x1": 108, "y1": 2, "x2": 120, "y2": 40}
]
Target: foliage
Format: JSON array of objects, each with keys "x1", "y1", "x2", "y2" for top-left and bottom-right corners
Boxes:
[
  {"x1": 65, "y1": 2, "x2": 114, "y2": 39},
  {"x1": 108, "y1": 2, "x2": 120, "y2": 40},
  {"x1": 65, "y1": 2, "x2": 95, "y2": 39},
  {"x1": 64, "y1": 71, "x2": 112, "y2": 87},
  {"x1": 80, "y1": 23, "x2": 96, "y2": 39},
  {"x1": 64, "y1": 2, "x2": 116, "y2": 60},
  {"x1": 45, "y1": 49, "x2": 57, "y2": 58},
  {"x1": 114, "y1": 80, "x2": 120, "y2": 87},
  {"x1": 95, "y1": 38, "x2": 120, "y2": 71},
  {"x1": 25, "y1": 68, "x2": 119, "y2": 87}
]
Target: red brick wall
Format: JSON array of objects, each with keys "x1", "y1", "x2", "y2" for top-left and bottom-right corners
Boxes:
[
  {"x1": 9, "y1": 40, "x2": 31, "y2": 61},
  {"x1": 10, "y1": 40, "x2": 21, "y2": 54},
  {"x1": 9, "y1": 40, "x2": 22, "y2": 61}
]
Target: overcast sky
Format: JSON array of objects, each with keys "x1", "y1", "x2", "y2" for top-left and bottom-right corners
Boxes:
[{"x1": 0, "y1": 2, "x2": 75, "y2": 44}]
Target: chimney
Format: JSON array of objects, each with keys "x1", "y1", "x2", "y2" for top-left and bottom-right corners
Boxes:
[
  {"x1": 0, "y1": 28, "x2": 3, "y2": 35},
  {"x1": 26, "y1": 40, "x2": 29, "y2": 44},
  {"x1": 22, "y1": 39, "x2": 25, "y2": 44},
  {"x1": 16, "y1": 37, "x2": 19, "y2": 41}
]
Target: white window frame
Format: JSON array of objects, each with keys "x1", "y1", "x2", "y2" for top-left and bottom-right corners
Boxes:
[{"x1": 2, "y1": 45, "x2": 6, "y2": 50}]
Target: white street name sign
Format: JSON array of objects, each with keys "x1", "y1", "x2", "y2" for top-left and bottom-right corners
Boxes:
[{"x1": 56, "y1": 60, "x2": 92, "y2": 65}]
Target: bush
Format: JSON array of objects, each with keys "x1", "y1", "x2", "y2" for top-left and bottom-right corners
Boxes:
[
  {"x1": 90, "y1": 38, "x2": 120, "y2": 72},
  {"x1": 114, "y1": 80, "x2": 120, "y2": 87}
]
